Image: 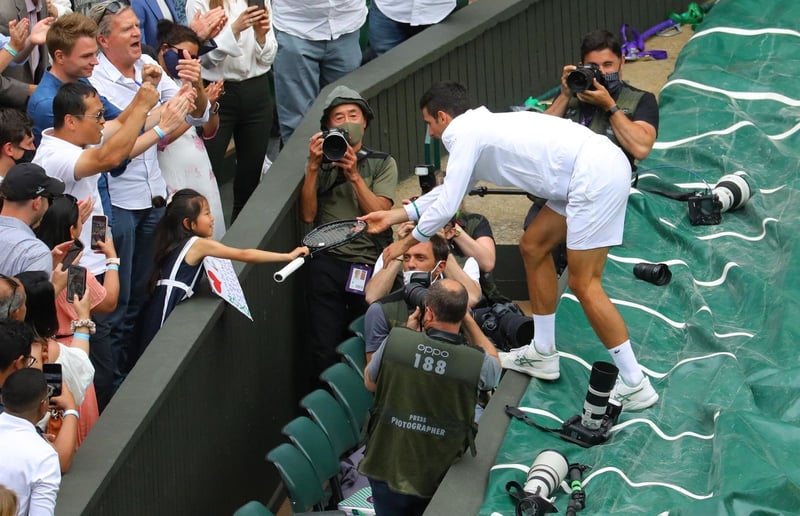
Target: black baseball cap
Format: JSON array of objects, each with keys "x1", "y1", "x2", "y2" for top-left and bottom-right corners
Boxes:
[{"x1": 0, "y1": 163, "x2": 65, "y2": 201}]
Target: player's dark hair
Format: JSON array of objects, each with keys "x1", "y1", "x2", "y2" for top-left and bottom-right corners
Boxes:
[{"x1": 419, "y1": 81, "x2": 471, "y2": 119}]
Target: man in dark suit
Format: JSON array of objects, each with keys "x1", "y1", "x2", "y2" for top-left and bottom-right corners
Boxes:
[
  {"x1": 131, "y1": 0, "x2": 180, "y2": 48},
  {"x1": 0, "y1": 0, "x2": 51, "y2": 108}
]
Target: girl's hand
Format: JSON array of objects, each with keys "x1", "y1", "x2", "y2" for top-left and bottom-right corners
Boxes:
[
  {"x1": 231, "y1": 6, "x2": 263, "y2": 37},
  {"x1": 288, "y1": 246, "x2": 309, "y2": 260}
]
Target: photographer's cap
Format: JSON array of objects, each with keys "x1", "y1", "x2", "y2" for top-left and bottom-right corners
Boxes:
[
  {"x1": 0, "y1": 163, "x2": 65, "y2": 201},
  {"x1": 320, "y1": 85, "x2": 375, "y2": 129}
]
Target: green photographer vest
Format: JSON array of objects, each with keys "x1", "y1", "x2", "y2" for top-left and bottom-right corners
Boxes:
[
  {"x1": 359, "y1": 327, "x2": 484, "y2": 497},
  {"x1": 379, "y1": 289, "x2": 412, "y2": 330},
  {"x1": 565, "y1": 83, "x2": 645, "y2": 152}
]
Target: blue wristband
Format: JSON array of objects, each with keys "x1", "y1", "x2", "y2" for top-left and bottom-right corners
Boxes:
[
  {"x1": 153, "y1": 125, "x2": 166, "y2": 139},
  {"x1": 3, "y1": 44, "x2": 18, "y2": 59},
  {"x1": 73, "y1": 332, "x2": 91, "y2": 341},
  {"x1": 106, "y1": 263, "x2": 119, "y2": 271}
]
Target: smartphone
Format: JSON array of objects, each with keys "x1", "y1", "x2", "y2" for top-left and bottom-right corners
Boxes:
[
  {"x1": 247, "y1": 0, "x2": 265, "y2": 9},
  {"x1": 66, "y1": 265, "x2": 87, "y2": 304},
  {"x1": 162, "y1": 48, "x2": 181, "y2": 79},
  {"x1": 61, "y1": 239, "x2": 84, "y2": 270},
  {"x1": 43, "y1": 363, "x2": 62, "y2": 398},
  {"x1": 90, "y1": 215, "x2": 108, "y2": 251}
]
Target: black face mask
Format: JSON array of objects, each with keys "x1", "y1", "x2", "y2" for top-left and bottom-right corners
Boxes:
[
  {"x1": 603, "y1": 71, "x2": 622, "y2": 96},
  {"x1": 14, "y1": 148, "x2": 36, "y2": 165}
]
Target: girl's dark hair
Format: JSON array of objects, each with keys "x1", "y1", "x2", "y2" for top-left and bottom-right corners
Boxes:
[
  {"x1": 156, "y1": 19, "x2": 202, "y2": 49},
  {"x1": 150, "y1": 189, "x2": 207, "y2": 290},
  {"x1": 16, "y1": 271, "x2": 58, "y2": 340},
  {"x1": 34, "y1": 193, "x2": 79, "y2": 249}
]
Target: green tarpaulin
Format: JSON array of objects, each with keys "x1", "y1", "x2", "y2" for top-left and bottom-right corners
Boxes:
[{"x1": 480, "y1": 0, "x2": 800, "y2": 513}]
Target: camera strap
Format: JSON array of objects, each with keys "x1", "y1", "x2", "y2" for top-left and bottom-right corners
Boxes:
[{"x1": 505, "y1": 405, "x2": 561, "y2": 434}]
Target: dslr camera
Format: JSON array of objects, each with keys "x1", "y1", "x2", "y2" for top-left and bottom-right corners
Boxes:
[
  {"x1": 321, "y1": 127, "x2": 350, "y2": 163},
  {"x1": 472, "y1": 302, "x2": 533, "y2": 351},
  {"x1": 403, "y1": 271, "x2": 431, "y2": 313},
  {"x1": 566, "y1": 63, "x2": 605, "y2": 94}
]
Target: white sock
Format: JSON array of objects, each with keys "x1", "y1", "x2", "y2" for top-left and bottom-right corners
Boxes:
[
  {"x1": 608, "y1": 340, "x2": 644, "y2": 385},
  {"x1": 531, "y1": 313, "x2": 556, "y2": 355}
]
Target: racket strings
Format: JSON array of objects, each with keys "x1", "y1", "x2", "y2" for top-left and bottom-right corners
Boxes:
[{"x1": 303, "y1": 221, "x2": 366, "y2": 248}]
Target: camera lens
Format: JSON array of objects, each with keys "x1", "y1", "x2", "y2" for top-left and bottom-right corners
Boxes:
[
  {"x1": 404, "y1": 283, "x2": 428, "y2": 312},
  {"x1": 712, "y1": 174, "x2": 751, "y2": 212},
  {"x1": 322, "y1": 130, "x2": 349, "y2": 162},
  {"x1": 633, "y1": 262, "x2": 672, "y2": 286},
  {"x1": 566, "y1": 68, "x2": 595, "y2": 94},
  {"x1": 581, "y1": 361, "x2": 618, "y2": 429}
]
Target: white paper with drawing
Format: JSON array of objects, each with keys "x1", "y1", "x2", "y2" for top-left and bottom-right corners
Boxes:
[{"x1": 203, "y1": 256, "x2": 253, "y2": 321}]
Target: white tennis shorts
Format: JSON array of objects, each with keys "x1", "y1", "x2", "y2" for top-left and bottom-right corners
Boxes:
[{"x1": 545, "y1": 134, "x2": 631, "y2": 250}]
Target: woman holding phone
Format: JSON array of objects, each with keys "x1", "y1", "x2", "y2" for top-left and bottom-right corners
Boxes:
[{"x1": 186, "y1": 0, "x2": 276, "y2": 222}]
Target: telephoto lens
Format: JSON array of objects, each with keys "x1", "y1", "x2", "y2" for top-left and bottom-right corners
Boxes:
[
  {"x1": 713, "y1": 174, "x2": 752, "y2": 212},
  {"x1": 321, "y1": 128, "x2": 350, "y2": 162},
  {"x1": 524, "y1": 449, "x2": 569, "y2": 497},
  {"x1": 580, "y1": 361, "x2": 619, "y2": 430},
  {"x1": 633, "y1": 262, "x2": 672, "y2": 286}
]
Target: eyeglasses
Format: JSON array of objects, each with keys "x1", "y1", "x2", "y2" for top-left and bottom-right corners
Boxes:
[
  {"x1": 0, "y1": 273, "x2": 20, "y2": 320},
  {"x1": 72, "y1": 110, "x2": 105, "y2": 123},
  {"x1": 169, "y1": 45, "x2": 198, "y2": 60},
  {"x1": 102, "y1": 0, "x2": 130, "y2": 17}
]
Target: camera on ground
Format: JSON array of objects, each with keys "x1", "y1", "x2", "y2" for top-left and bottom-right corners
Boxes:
[{"x1": 473, "y1": 302, "x2": 533, "y2": 351}]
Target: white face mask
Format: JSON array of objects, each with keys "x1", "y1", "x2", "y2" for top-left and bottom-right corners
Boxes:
[{"x1": 402, "y1": 260, "x2": 444, "y2": 285}]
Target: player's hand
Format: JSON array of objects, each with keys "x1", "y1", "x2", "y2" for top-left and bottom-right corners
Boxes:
[
  {"x1": 359, "y1": 210, "x2": 393, "y2": 234},
  {"x1": 396, "y1": 221, "x2": 416, "y2": 239}
]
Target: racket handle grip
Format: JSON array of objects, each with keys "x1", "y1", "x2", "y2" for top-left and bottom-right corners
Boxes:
[{"x1": 274, "y1": 256, "x2": 306, "y2": 282}]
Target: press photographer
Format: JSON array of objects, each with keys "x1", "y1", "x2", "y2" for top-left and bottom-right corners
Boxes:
[
  {"x1": 363, "y1": 232, "x2": 481, "y2": 363},
  {"x1": 360, "y1": 279, "x2": 500, "y2": 516}
]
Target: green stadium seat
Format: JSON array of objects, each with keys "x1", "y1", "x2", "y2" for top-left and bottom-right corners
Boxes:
[
  {"x1": 348, "y1": 314, "x2": 366, "y2": 340},
  {"x1": 336, "y1": 336, "x2": 366, "y2": 378},
  {"x1": 233, "y1": 500, "x2": 274, "y2": 516},
  {"x1": 282, "y1": 416, "x2": 343, "y2": 503},
  {"x1": 266, "y1": 443, "x2": 326, "y2": 513},
  {"x1": 300, "y1": 389, "x2": 359, "y2": 457},
  {"x1": 320, "y1": 363, "x2": 374, "y2": 439}
]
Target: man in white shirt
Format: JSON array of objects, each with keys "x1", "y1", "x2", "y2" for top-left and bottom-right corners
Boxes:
[
  {"x1": 86, "y1": 0, "x2": 206, "y2": 377},
  {"x1": 33, "y1": 80, "x2": 187, "y2": 408},
  {"x1": 361, "y1": 81, "x2": 658, "y2": 411},
  {"x1": 368, "y1": 0, "x2": 456, "y2": 56},
  {"x1": 0, "y1": 368, "x2": 61, "y2": 516},
  {"x1": 271, "y1": 0, "x2": 366, "y2": 142}
]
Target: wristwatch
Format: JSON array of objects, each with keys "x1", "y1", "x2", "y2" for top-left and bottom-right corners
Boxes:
[{"x1": 607, "y1": 104, "x2": 620, "y2": 116}]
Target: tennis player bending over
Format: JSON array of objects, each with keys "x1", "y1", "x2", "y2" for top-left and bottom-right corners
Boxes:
[{"x1": 360, "y1": 81, "x2": 658, "y2": 411}]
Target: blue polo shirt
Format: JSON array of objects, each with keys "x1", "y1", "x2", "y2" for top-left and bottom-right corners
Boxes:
[{"x1": 28, "y1": 72, "x2": 123, "y2": 146}]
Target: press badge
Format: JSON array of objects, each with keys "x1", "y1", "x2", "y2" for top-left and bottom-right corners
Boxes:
[{"x1": 345, "y1": 264, "x2": 372, "y2": 294}]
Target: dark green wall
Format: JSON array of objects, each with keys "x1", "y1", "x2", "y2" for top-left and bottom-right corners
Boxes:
[{"x1": 56, "y1": 0, "x2": 691, "y2": 513}]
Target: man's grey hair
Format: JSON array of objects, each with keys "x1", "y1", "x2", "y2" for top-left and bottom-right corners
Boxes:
[
  {"x1": 87, "y1": 0, "x2": 132, "y2": 39},
  {"x1": 0, "y1": 281, "x2": 25, "y2": 321}
]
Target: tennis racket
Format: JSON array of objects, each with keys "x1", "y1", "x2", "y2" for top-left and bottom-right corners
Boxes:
[{"x1": 274, "y1": 219, "x2": 368, "y2": 282}]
